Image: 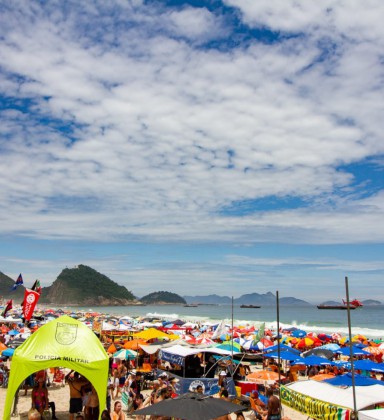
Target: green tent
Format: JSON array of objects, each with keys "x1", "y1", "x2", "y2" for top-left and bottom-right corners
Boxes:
[{"x1": 3, "y1": 315, "x2": 109, "y2": 420}]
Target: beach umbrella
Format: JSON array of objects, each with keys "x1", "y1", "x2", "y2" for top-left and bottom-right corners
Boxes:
[
  {"x1": 363, "y1": 346, "x2": 384, "y2": 356},
  {"x1": 296, "y1": 337, "x2": 314, "y2": 349},
  {"x1": 134, "y1": 392, "x2": 245, "y2": 420},
  {"x1": 2, "y1": 348, "x2": 15, "y2": 357},
  {"x1": 336, "y1": 346, "x2": 370, "y2": 356},
  {"x1": 291, "y1": 329, "x2": 307, "y2": 338},
  {"x1": 265, "y1": 344, "x2": 300, "y2": 354},
  {"x1": 8, "y1": 337, "x2": 26, "y2": 348},
  {"x1": 319, "y1": 343, "x2": 340, "y2": 351},
  {"x1": 302, "y1": 348, "x2": 334, "y2": 360},
  {"x1": 113, "y1": 349, "x2": 138, "y2": 360},
  {"x1": 123, "y1": 339, "x2": 146, "y2": 350},
  {"x1": 215, "y1": 341, "x2": 242, "y2": 352},
  {"x1": 107, "y1": 343, "x2": 117, "y2": 354},
  {"x1": 294, "y1": 355, "x2": 334, "y2": 366},
  {"x1": 246, "y1": 370, "x2": 285, "y2": 384},
  {"x1": 8, "y1": 330, "x2": 19, "y2": 336},
  {"x1": 265, "y1": 352, "x2": 304, "y2": 363},
  {"x1": 324, "y1": 373, "x2": 384, "y2": 387},
  {"x1": 353, "y1": 360, "x2": 384, "y2": 372}
]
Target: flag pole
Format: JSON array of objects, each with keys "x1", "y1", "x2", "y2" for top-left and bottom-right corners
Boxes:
[
  {"x1": 276, "y1": 290, "x2": 282, "y2": 414},
  {"x1": 231, "y1": 296, "x2": 234, "y2": 370},
  {"x1": 345, "y1": 277, "x2": 357, "y2": 418}
]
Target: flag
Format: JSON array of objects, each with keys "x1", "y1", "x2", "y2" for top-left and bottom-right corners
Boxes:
[
  {"x1": 1, "y1": 299, "x2": 13, "y2": 318},
  {"x1": 11, "y1": 273, "x2": 23, "y2": 291},
  {"x1": 212, "y1": 320, "x2": 228, "y2": 340},
  {"x1": 31, "y1": 279, "x2": 42, "y2": 294},
  {"x1": 22, "y1": 288, "x2": 40, "y2": 322},
  {"x1": 252, "y1": 322, "x2": 265, "y2": 346}
]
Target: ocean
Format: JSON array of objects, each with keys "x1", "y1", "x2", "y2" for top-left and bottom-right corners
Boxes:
[{"x1": 69, "y1": 304, "x2": 384, "y2": 340}]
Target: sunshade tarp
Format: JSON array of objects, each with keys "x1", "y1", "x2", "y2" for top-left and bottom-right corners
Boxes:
[
  {"x1": 284, "y1": 380, "x2": 384, "y2": 411},
  {"x1": 3, "y1": 315, "x2": 109, "y2": 420}
]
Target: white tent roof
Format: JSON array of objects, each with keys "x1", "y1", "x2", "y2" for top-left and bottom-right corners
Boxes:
[
  {"x1": 286, "y1": 380, "x2": 384, "y2": 411},
  {"x1": 359, "y1": 410, "x2": 384, "y2": 420},
  {"x1": 159, "y1": 344, "x2": 237, "y2": 357}
]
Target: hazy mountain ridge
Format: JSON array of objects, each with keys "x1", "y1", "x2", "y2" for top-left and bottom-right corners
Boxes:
[{"x1": 184, "y1": 292, "x2": 311, "y2": 306}]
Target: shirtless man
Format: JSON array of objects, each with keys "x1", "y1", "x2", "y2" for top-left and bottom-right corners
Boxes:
[
  {"x1": 65, "y1": 370, "x2": 89, "y2": 420},
  {"x1": 266, "y1": 388, "x2": 281, "y2": 420}
]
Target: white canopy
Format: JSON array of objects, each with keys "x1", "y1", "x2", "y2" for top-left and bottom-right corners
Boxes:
[
  {"x1": 286, "y1": 380, "x2": 384, "y2": 411},
  {"x1": 359, "y1": 410, "x2": 384, "y2": 420}
]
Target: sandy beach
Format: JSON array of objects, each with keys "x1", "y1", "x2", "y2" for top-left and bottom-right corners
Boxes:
[{"x1": 0, "y1": 377, "x2": 305, "y2": 420}]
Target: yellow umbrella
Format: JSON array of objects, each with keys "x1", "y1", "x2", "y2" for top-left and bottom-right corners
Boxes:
[{"x1": 133, "y1": 327, "x2": 172, "y2": 340}]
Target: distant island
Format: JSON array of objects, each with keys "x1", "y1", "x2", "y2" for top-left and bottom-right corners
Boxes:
[{"x1": 141, "y1": 291, "x2": 186, "y2": 305}]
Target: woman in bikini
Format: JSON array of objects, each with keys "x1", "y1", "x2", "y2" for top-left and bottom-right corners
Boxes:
[{"x1": 31, "y1": 377, "x2": 49, "y2": 416}]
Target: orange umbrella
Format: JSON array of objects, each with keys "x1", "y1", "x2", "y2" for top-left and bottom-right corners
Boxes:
[
  {"x1": 123, "y1": 339, "x2": 146, "y2": 350},
  {"x1": 107, "y1": 343, "x2": 117, "y2": 354},
  {"x1": 0, "y1": 343, "x2": 7, "y2": 351},
  {"x1": 246, "y1": 370, "x2": 285, "y2": 384},
  {"x1": 311, "y1": 373, "x2": 335, "y2": 381}
]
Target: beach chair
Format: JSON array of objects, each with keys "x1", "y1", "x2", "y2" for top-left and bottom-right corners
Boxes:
[{"x1": 52, "y1": 368, "x2": 65, "y2": 387}]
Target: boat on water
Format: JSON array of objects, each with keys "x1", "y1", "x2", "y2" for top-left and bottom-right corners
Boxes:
[
  {"x1": 240, "y1": 304, "x2": 261, "y2": 309},
  {"x1": 317, "y1": 299, "x2": 363, "y2": 310},
  {"x1": 183, "y1": 304, "x2": 198, "y2": 307}
]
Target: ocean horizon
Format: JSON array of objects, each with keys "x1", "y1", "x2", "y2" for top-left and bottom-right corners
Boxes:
[{"x1": 55, "y1": 303, "x2": 384, "y2": 340}]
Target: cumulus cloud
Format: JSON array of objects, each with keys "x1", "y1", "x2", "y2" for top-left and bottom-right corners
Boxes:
[{"x1": 0, "y1": 1, "x2": 383, "y2": 297}]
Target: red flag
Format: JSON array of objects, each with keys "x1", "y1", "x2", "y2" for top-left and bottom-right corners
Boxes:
[
  {"x1": 22, "y1": 288, "x2": 40, "y2": 321},
  {"x1": 1, "y1": 299, "x2": 13, "y2": 317}
]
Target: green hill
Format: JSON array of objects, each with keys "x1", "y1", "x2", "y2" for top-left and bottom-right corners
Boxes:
[
  {"x1": 141, "y1": 291, "x2": 186, "y2": 304},
  {"x1": 41, "y1": 265, "x2": 136, "y2": 306}
]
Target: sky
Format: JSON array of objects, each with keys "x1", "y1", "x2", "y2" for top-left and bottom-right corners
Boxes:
[{"x1": 0, "y1": 0, "x2": 383, "y2": 303}]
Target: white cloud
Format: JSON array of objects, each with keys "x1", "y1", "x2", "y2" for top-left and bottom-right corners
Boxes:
[{"x1": 0, "y1": 2, "x2": 383, "y2": 260}]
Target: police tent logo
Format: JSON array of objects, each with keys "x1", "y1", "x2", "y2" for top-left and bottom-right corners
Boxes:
[{"x1": 55, "y1": 322, "x2": 78, "y2": 345}]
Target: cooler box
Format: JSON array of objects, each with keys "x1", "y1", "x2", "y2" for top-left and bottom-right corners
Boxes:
[{"x1": 235, "y1": 381, "x2": 258, "y2": 395}]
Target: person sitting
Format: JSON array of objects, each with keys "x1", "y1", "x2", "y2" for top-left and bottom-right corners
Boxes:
[{"x1": 249, "y1": 390, "x2": 267, "y2": 420}]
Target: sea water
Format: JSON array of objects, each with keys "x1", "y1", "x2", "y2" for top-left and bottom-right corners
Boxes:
[{"x1": 71, "y1": 304, "x2": 384, "y2": 339}]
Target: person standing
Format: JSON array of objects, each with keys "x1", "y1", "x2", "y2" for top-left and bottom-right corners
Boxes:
[
  {"x1": 65, "y1": 370, "x2": 89, "y2": 420},
  {"x1": 85, "y1": 385, "x2": 99, "y2": 420}
]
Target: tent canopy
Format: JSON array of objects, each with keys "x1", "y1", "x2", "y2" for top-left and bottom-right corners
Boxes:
[
  {"x1": 285, "y1": 380, "x2": 384, "y2": 410},
  {"x1": 3, "y1": 315, "x2": 109, "y2": 420}
]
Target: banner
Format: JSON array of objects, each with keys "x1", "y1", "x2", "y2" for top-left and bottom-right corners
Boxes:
[
  {"x1": 22, "y1": 288, "x2": 40, "y2": 321},
  {"x1": 280, "y1": 385, "x2": 351, "y2": 420}
]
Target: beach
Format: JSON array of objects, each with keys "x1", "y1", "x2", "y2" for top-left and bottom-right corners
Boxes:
[{"x1": 0, "y1": 372, "x2": 306, "y2": 420}]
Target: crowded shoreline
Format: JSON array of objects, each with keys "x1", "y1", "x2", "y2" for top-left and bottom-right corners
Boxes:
[{"x1": 1, "y1": 305, "x2": 384, "y2": 420}]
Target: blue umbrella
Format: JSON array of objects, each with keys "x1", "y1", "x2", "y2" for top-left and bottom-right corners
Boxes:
[
  {"x1": 2, "y1": 348, "x2": 15, "y2": 357},
  {"x1": 291, "y1": 329, "x2": 307, "y2": 338},
  {"x1": 8, "y1": 330, "x2": 19, "y2": 336},
  {"x1": 324, "y1": 373, "x2": 384, "y2": 387},
  {"x1": 353, "y1": 360, "x2": 384, "y2": 373},
  {"x1": 265, "y1": 344, "x2": 300, "y2": 354},
  {"x1": 336, "y1": 346, "x2": 370, "y2": 356},
  {"x1": 294, "y1": 355, "x2": 335, "y2": 366},
  {"x1": 265, "y1": 352, "x2": 304, "y2": 363},
  {"x1": 320, "y1": 343, "x2": 340, "y2": 351}
]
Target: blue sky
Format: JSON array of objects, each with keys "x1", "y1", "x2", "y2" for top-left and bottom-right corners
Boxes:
[{"x1": 0, "y1": 1, "x2": 383, "y2": 303}]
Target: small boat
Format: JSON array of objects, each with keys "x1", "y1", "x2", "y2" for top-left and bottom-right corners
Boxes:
[
  {"x1": 240, "y1": 304, "x2": 261, "y2": 309},
  {"x1": 317, "y1": 299, "x2": 363, "y2": 310},
  {"x1": 184, "y1": 304, "x2": 198, "y2": 307}
]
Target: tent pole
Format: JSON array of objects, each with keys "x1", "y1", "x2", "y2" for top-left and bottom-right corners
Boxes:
[
  {"x1": 276, "y1": 290, "x2": 282, "y2": 414},
  {"x1": 345, "y1": 276, "x2": 357, "y2": 418},
  {"x1": 231, "y1": 296, "x2": 234, "y2": 367}
]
